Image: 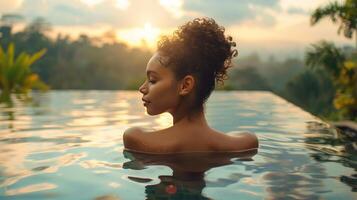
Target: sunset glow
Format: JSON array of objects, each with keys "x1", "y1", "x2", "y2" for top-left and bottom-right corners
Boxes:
[
  {"x1": 0, "y1": 0, "x2": 353, "y2": 57},
  {"x1": 117, "y1": 23, "x2": 161, "y2": 48},
  {"x1": 115, "y1": 0, "x2": 130, "y2": 10},
  {"x1": 80, "y1": 0, "x2": 103, "y2": 7},
  {"x1": 159, "y1": 0, "x2": 184, "y2": 18}
]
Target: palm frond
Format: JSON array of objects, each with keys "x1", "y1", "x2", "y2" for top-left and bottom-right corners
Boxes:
[
  {"x1": 311, "y1": 0, "x2": 357, "y2": 40},
  {"x1": 311, "y1": 2, "x2": 344, "y2": 25},
  {"x1": 0, "y1": 43, "x2": 48, "y2": 99}
]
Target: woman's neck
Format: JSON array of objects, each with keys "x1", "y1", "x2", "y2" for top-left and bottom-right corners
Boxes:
[{"x1": 171, "y1": 108, "x2": 208, "y2": 127}]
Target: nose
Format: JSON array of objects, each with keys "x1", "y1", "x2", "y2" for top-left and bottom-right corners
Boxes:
[{"x1": 139, "y1": 80, "x2": 148, "y2": 94}]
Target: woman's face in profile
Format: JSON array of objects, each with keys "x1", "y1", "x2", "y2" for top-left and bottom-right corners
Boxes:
[{"x1": 139, "y1": 52, "x2": 181, "y2": 115}]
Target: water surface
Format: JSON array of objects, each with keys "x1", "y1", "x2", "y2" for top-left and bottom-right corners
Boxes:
[{"x1": 0, "y1": 91, "x2": 356, "y2": 199}]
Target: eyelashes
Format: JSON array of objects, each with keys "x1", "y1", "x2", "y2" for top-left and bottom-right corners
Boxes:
[{"x1": 148, "y1": 79, "x2": 157, "y2": 84}]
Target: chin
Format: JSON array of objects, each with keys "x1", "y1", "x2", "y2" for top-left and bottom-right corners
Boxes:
[
  {"x1": 146, "y1": 111, "x2": 156, "y2": 116},
  {"x1": 146, "y1": 108, "x2": 164, "y2": 116}
]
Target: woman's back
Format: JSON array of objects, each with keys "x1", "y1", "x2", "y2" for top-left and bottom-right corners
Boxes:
[{"x1": 123, "y1": 125, "x2": 258, "y2": 154}]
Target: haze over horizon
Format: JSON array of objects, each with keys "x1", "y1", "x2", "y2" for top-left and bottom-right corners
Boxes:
[{"x1": 0, "y1": 0, "x2": 355, "y2": 60}]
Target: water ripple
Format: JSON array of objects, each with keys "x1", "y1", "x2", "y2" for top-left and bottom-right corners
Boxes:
[{"x1": 0, "y1": 91, "x2": 355, "y2": 199}]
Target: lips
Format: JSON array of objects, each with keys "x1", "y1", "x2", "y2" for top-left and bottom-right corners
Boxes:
[{"x1": 142, "y1": 98, "x2": 150, "y2": 106}]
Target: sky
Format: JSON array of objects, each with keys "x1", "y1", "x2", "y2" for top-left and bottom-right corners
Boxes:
[{"x1": 0, "y1": 0, "x2": 354, "y2": 59}]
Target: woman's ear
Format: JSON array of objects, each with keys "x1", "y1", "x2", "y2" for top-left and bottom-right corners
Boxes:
[{"x1": 179, "y1": 75, "x2": 195, "y2": 96}]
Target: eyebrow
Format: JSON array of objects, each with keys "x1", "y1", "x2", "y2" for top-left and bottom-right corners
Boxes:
[{"x1": 146, "y1": 70, "x2": 158, "y2": 76}]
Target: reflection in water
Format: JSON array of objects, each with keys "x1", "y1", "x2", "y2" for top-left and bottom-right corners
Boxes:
[
  {"x1": 1, "y1": 91, "x2": 357, "y2": 199},
  {"x1": 262, "y1": 171, "x2": 327, "y2": 200},
  {"x1": 304, "y1": 121, "x2": 357, "y2": 192},
  {"x1": 5, "y1": 183, "x2": 57, "y2": 196},
  {"x1": 251, "y1": 143, "x2": 329, "y2": 199},
  {"x1": 0, "y1": 101, "x2": 15, "y2": 129},
  {"x1": 122, "y1": 150, "x2": 257, "y2": 200}
]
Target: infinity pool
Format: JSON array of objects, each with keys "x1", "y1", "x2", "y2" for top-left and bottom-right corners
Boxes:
[{"x1": 0, "y1": 91, "x2": 356, "y2": 199}]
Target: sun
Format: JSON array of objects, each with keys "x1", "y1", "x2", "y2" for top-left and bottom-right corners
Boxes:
[
  {"x1": 117, "y1": 23, "x2": 161, "y2": 49},
  {"x1": 142, "y1": 23, "x2": 159, "y2": 43}
]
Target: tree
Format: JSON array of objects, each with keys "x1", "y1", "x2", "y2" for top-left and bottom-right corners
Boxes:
[
  {"x1": 0, "y1": 14, "x2": 24, "y2": 25},
  {"x1": 226, "y1": 66, "x2": 271, "y2": 91},
  {"x1": 311, "y1": 0, "x2": 357, "y2": 47},
  {"x1": 305, "y1": 41, "x2": 345, "y2": 79},
  {"x1": 333, "y1": 56, "x2": 357, "y2": 119},
  {"x1": 305, "y1": 41, "x2": 357, "y2": 120},
  {"x1": 24, "y1": 17, "x2": 52, "y2": 34},
  {"x1": 0, "y1": 14, "x2": 24, "y2": 47},
  {"x1": 284, "y1": 69, "x2": 336, "y2": 117},
  {"x1": 310, "y1": 0, "x2": 357, "y2": 120}
]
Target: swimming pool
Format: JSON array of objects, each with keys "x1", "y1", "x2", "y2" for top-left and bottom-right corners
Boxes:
[{"x1": 0, "y1": 91, "x2": 356, "y2": 199}]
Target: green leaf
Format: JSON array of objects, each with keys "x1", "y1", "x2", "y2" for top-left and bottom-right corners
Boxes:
[
  {"x1": 27, "y1": 48, "x2": 46, "y2": 66},
  {"x1": 0, "y1": 43, "x2": 48, "y2": 96}
]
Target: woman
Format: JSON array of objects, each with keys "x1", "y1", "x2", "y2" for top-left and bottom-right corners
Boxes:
[{"x1": 124, "y1": 18, "x2": 258, "y2": 154}]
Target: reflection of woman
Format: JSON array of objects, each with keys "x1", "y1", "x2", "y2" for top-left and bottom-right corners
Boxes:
[
  {"x1": 123, "y1": 150, "x2": 257, "y2": 200},
  {"x1": 145, "y1": 174, "x2": 210, "y2": 200},
  {"x1": 123, "y1": 18, "x2": 258, "y2": 154}
]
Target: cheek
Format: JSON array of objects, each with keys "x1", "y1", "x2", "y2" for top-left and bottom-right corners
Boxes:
[
  {"x1": 148, "y1": 81, "x2": 177, "y2": 99},
  {"x1": 147, "y1": 82, "x2": 179, "y2": 112},
  {"x1": 153, "y1": 88, "x2": 179, "y2": 105}
]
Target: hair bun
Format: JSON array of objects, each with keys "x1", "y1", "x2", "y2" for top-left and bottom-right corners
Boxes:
[{"x1": 175, "y1": 18, "x2": 238, "y2": 83}]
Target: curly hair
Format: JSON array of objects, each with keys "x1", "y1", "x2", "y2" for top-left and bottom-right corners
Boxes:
[{"x1": 157, "y1": 17, "x2": 238, "y2": 113}]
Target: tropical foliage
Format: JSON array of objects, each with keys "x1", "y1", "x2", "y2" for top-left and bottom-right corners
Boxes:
[
  {"x1": 304, "y1": 41, "x2": 357, "y2": 119},
  {"x1": 333, "y1": 58, "x2": 357, "y2": 119},
  {"x1": 311, "y1": 0, "x2": 357, "y2": 46},
  {"x1": 307, "y1": 0, "x2": 357, "y2": 120},
  {"x1": 0, "y1": 43, "x2": 48, "y2": 101}
]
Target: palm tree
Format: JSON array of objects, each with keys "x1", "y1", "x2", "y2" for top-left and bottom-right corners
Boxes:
[
  {"x1": 306, "y1": 41, "x2": 345, "y2": 79},
  {"x1": 311, "y1": 0, "x2": 357, "y2": 48}
]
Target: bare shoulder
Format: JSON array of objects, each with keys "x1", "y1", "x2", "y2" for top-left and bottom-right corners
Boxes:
[
  {"x1": 245, "y1": 131, "x2": 258, "y2": 143},
  {"x1": 123, "y1": 127, "x2": 176, "y2": 153},
  {"x1": 215, "y1": 131, "x2": 259, "y2": 152},
  {"x1": 232, "y1": 131, "x2": 259, "y2": 149},
  {"x1": 123, "y1": 127, "x2": 145, "y2": 139},
  {"x1": 123, "y1": 127, "x2": 146, "y2": 151},
  {"x1": 124, "y1": 127, "x2": 145, "y2": 135}
]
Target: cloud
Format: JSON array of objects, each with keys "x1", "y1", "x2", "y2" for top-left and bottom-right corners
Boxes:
[
  {"x1": 287, "y1": 7, "x2": 308, "y2": 15},
  {"x1": 13, "y1": 0, "x2": 179, "y2": 28},
  {"x1": 182, "y1": 0, "x2": 281, "y2": 26},
  {"x1": 2, "y1": 0, "x2": 352, "y2": 59},
  {"x1": 0, "y1": 0, "x2": 23, "y2": 13},
  {"x1": 8, "y1": 0, "x2": 284, "y2": 29}
]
